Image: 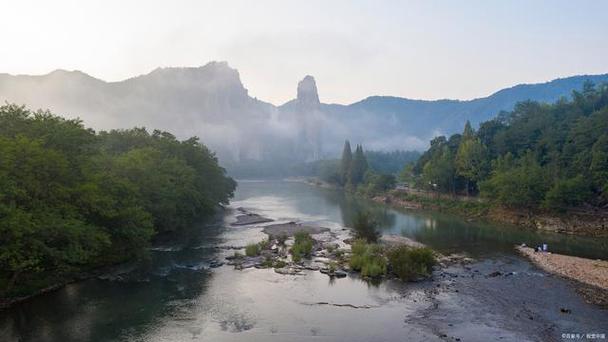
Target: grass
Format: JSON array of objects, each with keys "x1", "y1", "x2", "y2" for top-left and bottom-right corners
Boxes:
[
  {"x1": 349, "y1": 239, "x2": 387, "y2": 278},
  {"x1": 334, "y1": 249, "x2": 347, "y2": 263},
  {"x1": 387, "y1": 246, "x2": 436, "y2": 281},
  {"x1": 347, "y1": 239, "x2": 437, "y2": 281},
  {"x1": 273, "y1": 260, "x2": 287, "y2": 268},
  {"x1": 290, "y1": 231, "x2": 314, "y2": 262},
  {"x1": 245, "y1": 237, "x2": 274, "y2": 257},
  {"x1": 245, "y1": 243, "x2": 261, "y2": 257},
  {"x1": 258, "y1": 237, "x2": 271, "y2": 250},
  {"x1": 259, "y1": 257, "x2": 288, "y2": 269},
  {"x1": 326, "y1": 244, "x2": 336, "y2": 253},
  {"x1": 276, "y1": 233, "x2": 288, "y2": 246}
]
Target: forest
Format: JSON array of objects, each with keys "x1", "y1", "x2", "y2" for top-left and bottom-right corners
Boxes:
[
  {"x1": 0, "y1": 104, "x2": 236, "y2": 298},
  {"x1": 408, "y1": 82, "x2": 608, "y2": 211},
  {"x1": 315, "y1": 141, "x2": 398, "y2": 196}
]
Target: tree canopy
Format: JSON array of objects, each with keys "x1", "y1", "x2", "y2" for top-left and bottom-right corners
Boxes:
[
  {"x1": 0, "y1": 104, "x2": 235, "y2": 297},
  {"x1": 412, "y1": 81, "x2": 608, "y2": 211}
]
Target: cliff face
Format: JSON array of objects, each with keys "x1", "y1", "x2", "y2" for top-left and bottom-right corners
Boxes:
[{"x1": 291, "y1": 75, "x2": 323, "y2": 161}]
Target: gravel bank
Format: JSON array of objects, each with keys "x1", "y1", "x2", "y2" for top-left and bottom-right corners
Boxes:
[{"x1": 516, "y1": 246, "x2": 608, "y2": 290}]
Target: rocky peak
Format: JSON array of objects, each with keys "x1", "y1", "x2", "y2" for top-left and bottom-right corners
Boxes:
[{"x1": 296, "y1": 75, "x2": 320, "y2": 105}]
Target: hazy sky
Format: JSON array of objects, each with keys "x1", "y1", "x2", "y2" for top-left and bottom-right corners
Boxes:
[{"x1": 2, "y1": 0, "x2": 607, "y2": 105}]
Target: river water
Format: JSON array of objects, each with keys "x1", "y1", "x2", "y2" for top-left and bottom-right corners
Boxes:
[{"x1": 1, "y1": 180, "x2": 607, "y2": 341}]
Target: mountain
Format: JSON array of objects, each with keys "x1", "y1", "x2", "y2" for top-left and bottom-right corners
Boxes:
[
  {"x1": 1, "y1": 62, "x2": 607, "y2": 173},
  {"x1": 0, "y1": 62, "x2": 276, "y2": 161},
  {"x1": 310, "y1": 74, "x2": 608, "y2": 151}
]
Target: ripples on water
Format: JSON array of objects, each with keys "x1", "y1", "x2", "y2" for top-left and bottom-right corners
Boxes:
[{"x1": 1, "y1": 180, "x2": 607, "y2": 341}]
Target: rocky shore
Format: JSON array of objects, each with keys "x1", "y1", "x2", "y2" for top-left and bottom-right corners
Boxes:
[
  {"x1": 226, "y1": 207, "x2": 472, "y2": 282},
  {"x1": 516, "y1": 246, "x2": 608, "y2": 307},
  {"x1": 374, "y1": 190, "x2": 608, "y2": 237},
  {"x1": 290, "y1": 177, "x2": 608, "y2": 237}
]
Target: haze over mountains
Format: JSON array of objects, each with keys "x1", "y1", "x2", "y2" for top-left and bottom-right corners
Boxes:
[{"x1": 1, "y1": 61, "x2": 607, "y2": 174}]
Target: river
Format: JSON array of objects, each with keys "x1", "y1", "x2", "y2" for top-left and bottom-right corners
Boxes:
[{"x1": 1, "y1": 180, "x2": 607, "y2": 341}]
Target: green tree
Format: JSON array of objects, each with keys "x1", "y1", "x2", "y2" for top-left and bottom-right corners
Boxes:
[
  {"x1": 340, "y1": 140, "x2": 353, "y2": 186},
  {"x1": 480, "y1": 152, "x2": 549, "y2": 209},
  {"x1": 0, "y1": 104, "x2": 236, "y2": 298},
  {"x1": 350, "y1": 144, "x2": 369, "y2": 186},
  {"x1": 422, "y1": 146, "x2": 456, "y2": 194},
  {"x1": 455, "y1": 129, "x2": 488, "y2": 196},
  {"x1": 590, "y1": 134, "x2": 608, "y2": 199},
  {"x1": 543, "y1": 175, "x2": 592, "y2": 209}
]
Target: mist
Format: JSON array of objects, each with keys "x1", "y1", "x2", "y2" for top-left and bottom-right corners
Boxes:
[
  {"x1": 1, "y1": 61, "x2": 607, "y2": 178},
  {"x1": 0, "y1": 62, "x2": 431, "y2": 176}
]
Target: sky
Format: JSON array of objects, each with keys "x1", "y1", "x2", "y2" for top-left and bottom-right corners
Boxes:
[{"x1": 1, "y1": 0, "x2": 607, "y2": 105}]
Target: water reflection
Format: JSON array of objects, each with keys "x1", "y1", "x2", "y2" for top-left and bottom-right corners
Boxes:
[
  {"x1": 0, "y1": 220, "x2": 222, "y2": 342},
  {"x1": 234, "y1": 180, "x2": 608, "y2": 259},
  {"x1": 1, "y1": 180, "x2": 607, "y2": 342}
]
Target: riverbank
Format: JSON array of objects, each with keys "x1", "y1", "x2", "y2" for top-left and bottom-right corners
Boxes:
[
  {"x1": 516, "y1": 246, "x2": 608, "y2": 307},
  {"x1": 4, "y1": 179, "x2": 608, "y2": 341},
  {"x1": 0, "y1": 209, "x2": 227, "y2": 310},
  {"x1": 381, "y1": 190, "x2": 608, "y2": 237},
  {"x1": 0, "y1": 261, "x2": 129, "y2": 309},
  {"x1": 291, "y1": 177, "x2": 608, "y2": 237}
]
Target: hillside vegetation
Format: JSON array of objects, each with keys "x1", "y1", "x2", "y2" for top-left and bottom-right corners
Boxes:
[{"x1": 408, "y1": 82, "x2": 608, "y2": 212}]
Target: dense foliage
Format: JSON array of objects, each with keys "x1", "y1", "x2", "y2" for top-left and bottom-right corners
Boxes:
[
  {"x1": 349, "y1": 239, "x2": 387, "y2": 278},
  {"x1": 365, "y1": 150, "x2": 420, "y2": 175},
  {"x1": 0, "y1": 104, "x2": 236, "y2": 297},
  {"x1": 318, "y1": 141, "x2": 398, "y2": 195},
  {"x1": 410, "y1": 82, "x2": 608, "y2": 211},
  {"x1": 290, "y1": 231, "x2": 314, "y2": 262},
  {"x1": 387, "y1": 246, "x2": 436, "y2": 281}
]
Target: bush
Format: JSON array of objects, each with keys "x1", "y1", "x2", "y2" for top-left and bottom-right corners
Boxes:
[
  {"x1": 260, "y1": 256, "x2": 273, "y2": 268},
  {"x1": 245, "y1": 243, "x2": 260, "y2": 257},
  {"x1": 349, "y1": 239, "x2": 386, "y2": 278},
  {"x1": 543, "y1": 175, "x2": 592, "y2": 209},
  {"x1": 353, "y1": 212, "x2": 381, "y2": 243},
  {"x1": 276, "y1": 233, "x2": 288, "y2": 246},
  {"x1": 258, "y1": 237, "x2": 271, "y2": 250},
  {"x1": 290, "y1": 231, "x2": 314, "y2": 262},
  {"x1": 359, "y1": 172, "x2": 397, "y2": 195},
  {"x1": 273, "y1": 260, "x2": 287, "y2": 268},
  {"x1": 387, "y1": 246, "x2": 436, "y2": 281}
]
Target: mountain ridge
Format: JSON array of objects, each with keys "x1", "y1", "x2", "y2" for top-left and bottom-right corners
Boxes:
[
  {"x1": 3, "y1": 64, "x2": 606, "y2": 107},
  {"x1": 1, "y1": 62, "x2": 607, "y2": 167}
]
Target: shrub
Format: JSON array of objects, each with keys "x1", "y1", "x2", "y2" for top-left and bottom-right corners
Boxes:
[
  {"x1": 273, "y1": 260, "x2": 287, "y2": 268},
  {"x1": 260, "y1": 256, "x2": 273, "y2": 268},
  {"x1": 258, "y1": 237, "x2": 271, "y2": 250},
  {"x1": 276, "y1": 233, "x2": 288, "y2": 246},
  {"x1": 387, "y1": 246, "x2": 436, "y2": 281},
  {"x1": 290, "y1": 231, "x2": 314, "y2": 262},
  {"x1": 245, "y1": 243, "x2": 260, "y2": 257},
  {"x1": 349, "y1": 239, "x2": 386, "y2": 278},
  {"x1": 334, "y1": 249, "x2": 347, "y2": 263},
  {"x1": 326, "y1": 244, "x2": 336, "y2": 253}
]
